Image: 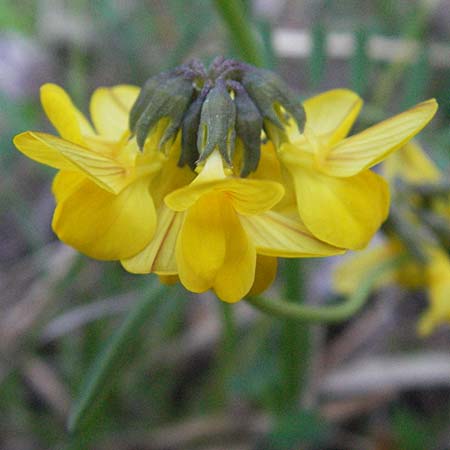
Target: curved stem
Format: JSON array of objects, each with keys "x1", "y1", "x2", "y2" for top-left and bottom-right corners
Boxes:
[
  {"x1": 213, "y1": 0, "x2": 267, "y2": 67},
  {"x1": 246, "y1": 255, "x2": 407, "y2": 323}
]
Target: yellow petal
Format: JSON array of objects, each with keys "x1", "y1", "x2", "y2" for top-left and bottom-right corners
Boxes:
[
  {"x1": 418, "y1": 249, "x2": 450, "y2": 336},
  {"x1": 165, "y1": 177, "x2": 284, "y2": 215},
  {"x1": 302, "y1": 89, "x2": 363, "y2": 146},
  {"x1": 175, "y1": 232, "x2": 211, "y2": 293},
  {"x1": 121, "y1": 205, "x2": 183, "y2": 275},
  {"x1": 383, "y1": 141, "x2": 442, "y2": 183},
  {"x1": 176, "y1": 192, "x2": 228, "y2": 290},
  {"x1": 213, "y1": 213, "x2": 256, "y2": 303},
  {"x1": 247, "y1": 255, "x2": 278, "y2": 297},
  {"x1": 333, "y1": 242, "x2": 400, "y2": 295},
  {"x1": 14, "y1": 131, "x2": 76, "y2": 170},
  {"x1": 164, "y1": 150, "x2": 284, "y2": 215},
  {"x1": 90, "y1": 85, "x2": 139, "y2": 140},
  {"x1": 291, "y1": 167, "x2": 390, "y2": 249},
  {"x1": 248, "y1": 141, "x2": 283, "y2": 181},
  {"x1": 319, "y1": 99, "x2": 438, "y2": 177},
  {"x1": 40, "y1": 83, "x2": 94, "y2": 144},
  {"x1": 16, "y1": 132, "x2": 134, "y2": 194},
  {"x1": 240, "y1": 210, "x2": 344, "y2": 257},
  {"x1": 175, "y1": 191, "x2": 257, "y2": 301},
  {"x1": 52, "y1": 178, "x2": 156, "y2": 260},
  {"x1": 52, "y1": 170, "x2": 86, "y2": 203}
]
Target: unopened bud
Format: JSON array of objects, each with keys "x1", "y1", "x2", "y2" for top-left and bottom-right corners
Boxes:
[
  {"x1": 197, "y1": 80, "x2": 236, "y2": 166},
  {"x1": 133, "y1": 72, "x2": 194, "y2": 150},
  {"x1": 179, "y1": 85, "x2": 211, "y2": 169},
  {"x1": 233, "y1": 85, "x2": 263, "y2": 176},
  {"x1": 242, "y1": 68, "x2": 305, "y2": 133}
]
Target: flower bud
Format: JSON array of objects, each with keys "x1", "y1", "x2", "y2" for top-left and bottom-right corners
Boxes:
[
  {"x1": 132, "y1": 72, "x2": 195, "y2": 151},
  {"x1": 242, "y1": 68, "x2": 305, "y2": 134},
  {"x1": 179, "y1": 85, "x2": 210, "y2": 169},
  {"x1": 197, "y1": 80, "x2": 236, "y2": 166},
  {"x1": 233, "y1": 85, "x2": 263, "y2": 176}
]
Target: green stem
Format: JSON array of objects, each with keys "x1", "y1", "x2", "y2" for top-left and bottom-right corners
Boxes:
[
  {"x1": 67, "y1": 282, "x2": 169, "y2": 435},
  {"x1": 213, "y1": 0, "x2": 267, "y2": 66},
  {"x1": 246, "y1": 256, "x2": 406, "y2": 323},
  {"x1": 279, "y1": 259, "x2": 308, "y2": 412}
]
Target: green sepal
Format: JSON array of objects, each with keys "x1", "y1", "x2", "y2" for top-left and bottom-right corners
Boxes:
[
  {"x1": 242, "y1": 68, "x2": 305, "y2": 132},
  {"x1": 197, "y1": 81, "x2": 236, "y2": 166},
  {"x1": 234, "y1": 87, "x2": 262, "y2": 177},
  {"x1": 134, "y1": 74, "x2": 194, "y2": 150}
]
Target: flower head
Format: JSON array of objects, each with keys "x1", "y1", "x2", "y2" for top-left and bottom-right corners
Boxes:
[{"x1": 13, "y1": 59, "x2": 439, "y2": 303}]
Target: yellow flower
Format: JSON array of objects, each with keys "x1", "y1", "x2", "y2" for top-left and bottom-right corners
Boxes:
[
  {"x1": 14, "y1": 83, "x2": 164, "y2": 260},
  {"x1": 418, "y1": 249, "x2": 450, "y2": 335},
  {"x1": 383, "y1": 141, "x2": 441, "y2": 184},
  {"x1": 278, "y1": 90, "x2": 438, "y2": 250},
  {"x1": 127, "y1": 149, "x2": 344, "y2": 302},
  {"x1": 334, "y1": 143, "x2": 450, "y2": 335}
]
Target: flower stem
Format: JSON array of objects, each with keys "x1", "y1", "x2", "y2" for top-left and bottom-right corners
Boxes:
[
  {"x1": 278, "y1": 259, "x2": 309, "y2": 412},
  {"x1": 246, "y1": 255, "x2": 407, "y2": 323},
  {"x1": 213, "y1": 0, "x2": 267, "y2": 67}
]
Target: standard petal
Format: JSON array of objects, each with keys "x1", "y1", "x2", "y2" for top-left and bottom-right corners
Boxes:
[
  {"x1": 291, "y1": 167, "x2": 390, "y2": 249},
  {"x1": 40, "y1": 83, "x2": 94, "y2": 144},
  {"x1": 90, "y1": 85, "x2": 139, "y2": 140},
  {"x1": 240, "y1": 211, "x2": 344, "y2": 257},
  {"x1": 121, "y1": 205, "x2": 183, "y2": 275},
  {"x1": 247, "y1": 255, "x2": 278, "y2": 297},
  {"x1": 165, "y1": 177, "x2": 284, "y2": 214},
  {"x1": 16, "y1": 132, "x2": 134, "y2": 193},
  {"x1": 225, "y1": 179, "x2": 285, "y2": 215},
  {"x1": 319, "y1": 99, "x2": 438, "y2": 177},
  {"x1": 52, "y1": 178, "x2": 156, "y2": 260},
  {"x1": 213, "y1": 211, "x2": 256, "y2": 302},
  {"x1": 302, "y1": 89, "x2": 362, "y2": 146}
]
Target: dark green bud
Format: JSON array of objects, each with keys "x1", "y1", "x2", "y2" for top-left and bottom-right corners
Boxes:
[
  {"x1": 233, "y1": 86, "x2": 263, "y2": 177},
  {"x1": 129, "y1": 73, "x2": 166, "y2": 133},
  {"x1": 242, "y1": 68, "x2": 305, "y2": 132},
  {"x1": 179, "y1": 85, "x2": 210, "y2": 170},
  {"x1": 133, "y1": 73, "x2": 194, "y2": 150},
  {"x1": 197, "y1": 81, "x2": 236, "y2": 166}
]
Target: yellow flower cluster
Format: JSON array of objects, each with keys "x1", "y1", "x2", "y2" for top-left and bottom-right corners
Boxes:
[
  {"x1": 14, "y1": 84, "x2": 437, "y2": 302},
  {"x1": 334, "y1": 142, "x2": 450, "y2": 335}
]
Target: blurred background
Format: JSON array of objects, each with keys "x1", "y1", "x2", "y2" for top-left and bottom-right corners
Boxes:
[{"x1": 1, "y1": 0, "x2": 450, "y2": 449}]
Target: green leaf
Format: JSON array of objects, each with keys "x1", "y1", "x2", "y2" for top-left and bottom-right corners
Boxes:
[{"x1": 67, "y1": 279, "x2": 171, "y2": 434}]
